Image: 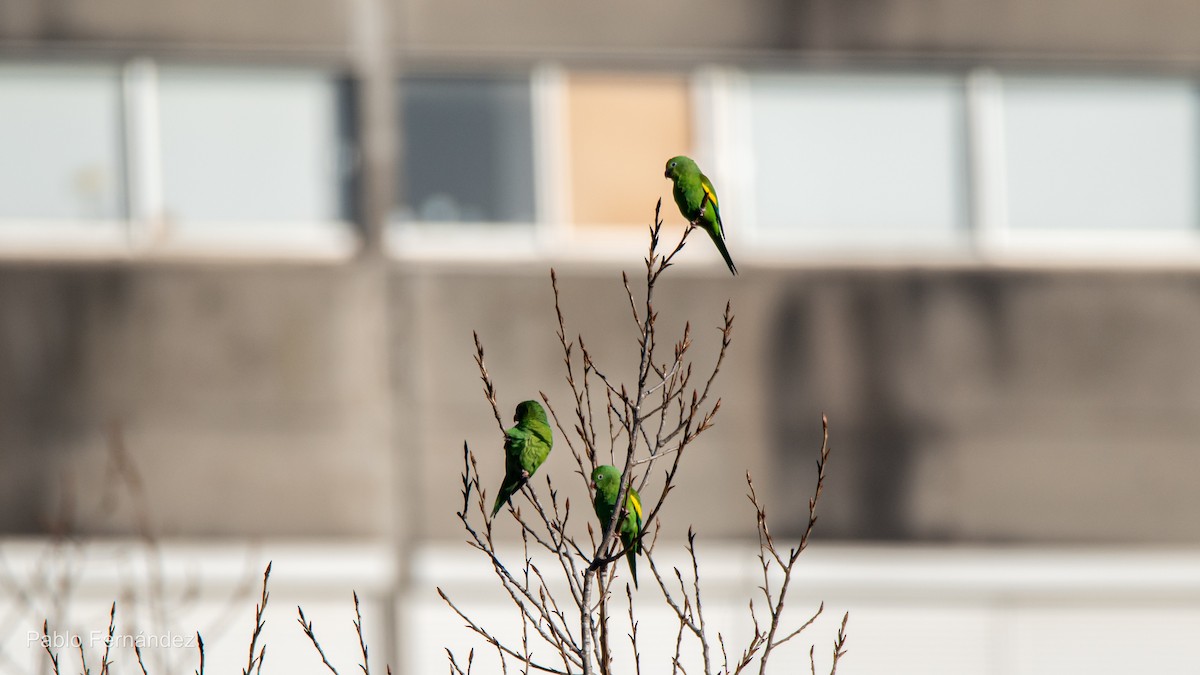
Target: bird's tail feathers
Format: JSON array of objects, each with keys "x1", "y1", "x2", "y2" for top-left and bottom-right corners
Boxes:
[
  {"x1": 490, "y1": 493, "x2": 507, "y2": 518},
  {"x1": 712, "y1": 232, "x2": 738, "y2": 276},
  {"x1": 491, "y1": 479, "x2": 521, "y2": 518},
  {"x1": 626, "y1": 547, "x2": 638, "y2": 588}
]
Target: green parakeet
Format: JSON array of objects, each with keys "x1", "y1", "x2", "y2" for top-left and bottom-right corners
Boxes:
[
  {"x1": 591, "y1": 464, "x2": 644, "y2": 587},
  {"x1": 664, "y1": 155, "x2": 737, "y2": 276},
  {"x1": 491, "y1": 400, "x2": 553, "y2": 518}
]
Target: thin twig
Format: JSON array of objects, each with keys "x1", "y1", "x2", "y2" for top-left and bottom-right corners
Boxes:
[
  {"x1": 354, "y1": 591, "x2": 371, "y2": 675},
  {"x1": 474, "y1": 332, "x2": 508, "y2": 438},
  {"x1": 686, "y1": 530, "x2": 712, "y2": 675},
  {"x1": 828, "y1": 613, "x2": 850, "y2": 675},
  {"x1": 241, "y1": 562, "x2": 271, "y2": 675},
  {"x1": 297, "y1": 605, "x2": 342, "y2": 675},
  {"x1": 447, "y1": 648, "x2": 474, "y2": 675},
  {"x1": 438, "y1": 588, "x2": 570, "y2": 675},
  {"x1": 754, "y1": 415, "x2": 833, "y2": 675},
  {"x1": 626, "y1": 584, "x2": 642, "y2": 675},
  {"x1": 40, "y1": 620, "x2": 61, "y2": 675},
  {"x1": 97, "y1": 601, "x2": 116, "y2": 675},
  {"x1": 134, "y1": 646, "x2": 149, "y2": 675},
  {"x1": 76, "y1": 621, "x2": 90, "y2": 674},
  {"x1": 194, "y1": 633, "x2": 206, "y2": 675}
]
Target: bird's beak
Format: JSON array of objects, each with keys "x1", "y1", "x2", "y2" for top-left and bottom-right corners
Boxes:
[{"x1": 663, "y1": 169, "x2": 670, "y2": 178}]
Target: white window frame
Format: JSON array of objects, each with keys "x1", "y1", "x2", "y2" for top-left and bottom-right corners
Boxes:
[
  {"x1": 387, "y1": 67, "x2": 552, "y2": 262},
  {"x1": 389, "y1": 65, "x2": 725, "y2": 267},
  {"x1": 0, "y1": 60, "x2": 131, "y2": 258},
  {"x1": 725, "y1": 65, "x2": 1200, "y2": 266},
  {"x1": 968, "y1": 68, "x2": 1200, "y2": 264},
  {"x1": 718, "y1": 67, "x2": 976, "y2": 264},
  {"x1": 0, "y1": 57, "x2": 359, "y2": 262}
]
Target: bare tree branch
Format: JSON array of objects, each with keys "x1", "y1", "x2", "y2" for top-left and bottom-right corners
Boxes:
[
  {"x1": 443, "y1": 199, "x2": 842, "y2": 675},
  {"x1": 241, "y1": 563, "x2": 271, "y2": 675}
]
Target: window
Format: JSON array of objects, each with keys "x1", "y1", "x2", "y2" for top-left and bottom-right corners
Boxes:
[
  {"x1": 396, "y1": 75, "x2": 536, "y2": 225},
  {"x1": 745, "y1": 73, "x2": 968, "y2": 246},
  {"x1": 0, "y1": 63, "x2": 125, "y2": 223},
  {"x1": 0, "y1": 61, "x2": 355, "y2": 255},
  {"x1": 565, "y1": 72, "x2": 692, "y2": 228},
  {"x1": 999, "y1": 76, "x2": 1198, "y2": 234},
  {"x1": 157, "y1": 66, "x2": 353, "y2": 226}
]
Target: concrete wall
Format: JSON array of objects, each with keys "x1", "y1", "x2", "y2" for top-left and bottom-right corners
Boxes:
[
  {"x1": 0, "y1": 0, "x2": 351, "y2": 50},
  {"x1": 785, "y1": 0, "x2": 1200, "y2": 59},
  {"x1": 0, "y1": 262, "x2": 393, "y2": 536},
  {"x1": 405, "y1": 262, "x2": 1200, "y2": 544},
  {"x1": 4, "y1": 0, "x2": 1200, "y2": 545},
  {"x1": 6, "y1": 259, "x2": 1200, "y2": 544},
  {"x1": 4, "y1": 0, "x2": 1200, "y2": 64}
]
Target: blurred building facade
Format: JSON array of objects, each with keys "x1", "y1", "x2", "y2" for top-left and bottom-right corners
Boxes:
[
  {"x1": 4, "y1": 0, "x2": 1200, "y2": 548},
  {"x1": 10, "y1": 2, "x2": 1200, "y2": 673}
]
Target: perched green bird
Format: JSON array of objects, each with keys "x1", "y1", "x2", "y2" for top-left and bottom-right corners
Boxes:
[
  {"x1": 591, "y1": 464, "x2": 644, "y2": 587},
  {"x1": 664, "y1": 155, "x2": 737, "y2": 275},
  {"x1": 491, "y1": 400, "x2": 553, "y2": 518}
]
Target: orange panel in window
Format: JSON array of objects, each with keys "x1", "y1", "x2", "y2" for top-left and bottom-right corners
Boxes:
[{"x1": 566, "y1": 72, "x2": 693, "y2": 227}]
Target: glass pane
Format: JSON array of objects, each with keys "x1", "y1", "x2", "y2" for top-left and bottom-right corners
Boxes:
[
  {"x1": 1002, "y1": 76, "x2": 1197, "y2": 232},
  {"x1": 397, "y1": 75, "x2": 535, "y2": 224},
  {"x1": 566, "y1": 72, "x2": 692, "y2": 227},
  {"x1": 0, "y1": 63, "x2": 125, "y2": 220},
  {"x1": 748, "y1": 73, "x2": 967, "y2": 241},
  {"x1": 158, "y1": 67, "x2": 349, "y2": 223}
]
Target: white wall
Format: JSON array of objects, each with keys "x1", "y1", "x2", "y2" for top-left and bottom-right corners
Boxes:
[{"x1": 411, "y1": 542, "x2": 1200, "y2": 675}]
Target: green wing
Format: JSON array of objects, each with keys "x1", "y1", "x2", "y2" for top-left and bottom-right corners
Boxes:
[
  {"x1": 622, "y1": 488, "x2": 643, "y2": 586},
  {"x1": 699, "y1": 174, "x2": 722, "y2": 232},
  {"x1": 671, "y1": 175, "x2": 695, "y2": 222},
  {"x1": 492, "y1": 427, "x2": 529, "y2": 517},
  {"x1": 699, "y1": 174, "x2": 736, "y2": 274},
  {"x1": 521, "y1": 419, "x2": 552, "y2": 475},
  {"x1": 624, "y1": 489, "x2": 643, "y2": 554}
]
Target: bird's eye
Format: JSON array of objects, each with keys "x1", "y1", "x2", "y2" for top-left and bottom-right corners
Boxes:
[{"x1": 670, "y1": 162, "x2": 677, "y2": 168}]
